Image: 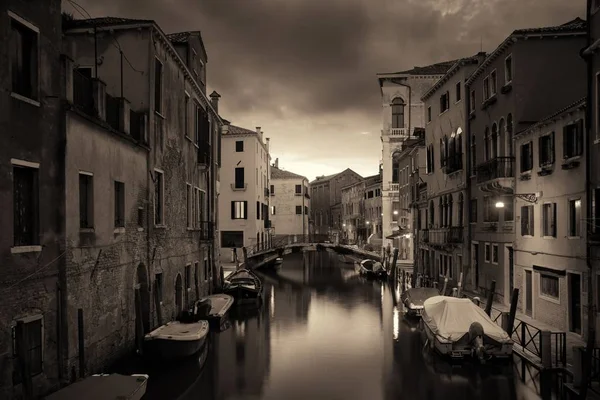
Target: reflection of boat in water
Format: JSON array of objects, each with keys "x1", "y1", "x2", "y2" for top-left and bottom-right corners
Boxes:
[
  {"x1": 358, "y1": 259, "x2": 387, "y2": 279},
  {"x1": 224, "y1": 269, "x2": 263, "y2": 304},
  {"x1": 401, "y1": 287, "x2": 440, "y2": 318},
  {"x1": 421, "y1": 296, "x2": 513, "y2": 362},
  {"x1": 45, "y1": 374, "x2": 148, "y2": 400},
  {"x1": 144, "y1": 320, "x2": 210, "y2": 360}
]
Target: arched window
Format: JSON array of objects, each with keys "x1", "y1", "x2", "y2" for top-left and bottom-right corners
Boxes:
[
  {"x1": 456, "y1": 128, "x2": 463, "y2": 169},
  {"x1": 429, "y1": 200, "x2": 435, "y2": 226},
  {"x1": 458, "y1": 193, "x2": 464, "y2": 226},
  {"x1": 391, "y1": 97, "x2": 405, "y2": 129},
  {"x1": 439, "y1": 138, "x2": 445, "y2": 167},
  {"x1": 506, "y1": 113, "x2": 513, "y2": 157},
  {"x1": 448, "y1": 194, "x2": 453, "y2": 227},
  {"x1": 439, "y1": 198, "x2": 444, "y2": 227},
  {"x1": 484, "y1": 126, "x2": 490, "y2": 161},
  {"x1": 470, "y1": 134, "x2": 477, "y2": 174},
  {"x1": 498, "y1": 118, "x2": 505, "y2": 157},
  {"x1": 491, "y1": 122, "x2": 498, "y2": 159}
]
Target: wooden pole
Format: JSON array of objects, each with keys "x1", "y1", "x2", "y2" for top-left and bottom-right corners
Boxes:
[
  {"x1": 485, "y1": 280, "x2": 496, "y2": 317},
  {"x1": 16, "y1": 321, "x2": 33, "y2": 399},
  {"x1": 456, "y1": 272, "x2": 464, "y2": 297},
  {"x1": 507, "y1": 288, "x2": 519, "y2": 335},
  {"x1": 154, "y1": 280, "x2": 162, "y2": 327},
  {"x1": 77, "y1": 308, "x2": 85, "y2": 378}
]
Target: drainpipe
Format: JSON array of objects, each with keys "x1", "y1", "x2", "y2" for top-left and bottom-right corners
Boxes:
[
  {"x1": 581, "y1": 1, "x2": 595, "y2": 397},
  {"x1": 465, "y1": 80, "x2": 473, "y2": 292}
]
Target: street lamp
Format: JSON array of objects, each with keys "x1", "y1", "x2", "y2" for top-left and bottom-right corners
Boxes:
[
  {"x1": 393, "y1": 210, "x2": 398, "y2": 215},
  {"x1": 494, "y1": 192, "x2": 542, "y2": 208}
]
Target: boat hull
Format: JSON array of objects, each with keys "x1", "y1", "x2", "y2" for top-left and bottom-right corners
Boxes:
[
  {"x1": 224, "y1": 285, "x2": 261, "y2": 304},
  {"x1": 144, "y1": 335, "x2": 207, "y2": 360},
  {"x1": 45, "y1": 374, "x2": 148, "y2": 400},
  {"x1": 421, "y1": 319, "x2": 513, "y2": 360}
]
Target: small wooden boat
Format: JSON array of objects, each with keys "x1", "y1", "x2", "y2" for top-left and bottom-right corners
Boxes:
[
  {"x1": 421, "y1": 296, "x2": 513, "y2": 362},
  {"x1": 45, "y1": 373, "x2": 148, "y2": 400},
  {"x1": 144, "y1": 320, "x2": 209, "y2": 360},
  {"x1": 274, "y1": 257, "x2": 283, "y2": 268},
  {"x1": 401, "y1": 287, "x2": 440, "y2": 318},
  {"x1": 194, "y1": 294, "x2": 234, "y2": 328},
  {"x1": 358, "y1": 259, "x2": 386, "y2": 279},
  {"x1": 223, "y1": 268, "x2": 263, "y2": 304}
]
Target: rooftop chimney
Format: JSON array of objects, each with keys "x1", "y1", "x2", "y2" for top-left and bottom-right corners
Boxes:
[
  {"x1": 209, "y1": 91, "x2": 221, "y2": 114},
  {"x1": 256, "y1": 126, "x2": 262, "y2": 142},
  {"x1": 265, "y1": 137, "x2": 270, "y2": 152},
  {"x1": 274, "y1": 158, "x2": 279, "y2": 168}
]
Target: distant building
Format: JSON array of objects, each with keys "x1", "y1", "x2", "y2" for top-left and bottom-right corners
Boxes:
[
  {"x1": 377, "y1": 60, "x2": 458, "y2": 255},
  {"x1": 269, "y1": 159, "x2": 310, "y2": 237},
  {"x1": 410, "y1": 142, "x2": 428, "y2": 274},
  {"x1": 513, "y1": 99, "x2": 586, "y2": 334},
  {"x1": 219, "y1": 124, "x2": 272, "y2": 260},
  {"x1": 420, "y1": 54, "x2": 485, "y2": 289},
  {"x1": 341, "y1": 180, "x2": 366, "y2": 244},
  {"x1": 363, "y1": 174, "x2": 383, "y2": 246},
  {"x1": 310, "y1": 169, "x2": 363, "y2": 238},
  {"x1": 466, "y1": 17, "x2": 586, "y2": 306}
]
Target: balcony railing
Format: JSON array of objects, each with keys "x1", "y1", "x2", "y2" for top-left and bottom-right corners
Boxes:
[
  {"x1": 428, "y1": 226, "x2": 464, "y2": 245},
  {"x1": 199, "y1": 221, "x2": 214, "y2": 241},
  {"x1": 390, "y1": 128, "x2": 407, "y2": 137},
  {"x1": 388, "y1": 182, "x2": 400, "y2": 191},
  {"x1": 476, "y1": 157, "x2": 515, "y2": 184},
  {"x1": 420, "y1": 229, "x2": 429, "y2": 243}
]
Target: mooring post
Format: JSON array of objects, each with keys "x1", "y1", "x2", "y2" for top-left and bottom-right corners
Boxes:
[
  {"x1": 500, "y1": 312, "x2": 510, "y2": 332},
  {"x1": 473, "y1": 296, "x2": 481, "y2": 307},
  {"x1": 539, "y1": 368, "x2": 553, "y2": 400},
  {"x1": 15, "y1": 320, "x2": 33, "y2": 399},
  {"x1": 484, "y1": 280, "x2": 496, "y2": 317},
  {"x1": 540, "y1": 330, "x2": 552, "y2": 368},
  {"x1": 573, "y1": 346, "x2": 585, "y2": 388},
  {"x1": 507, "y1": 288, "x2": 519, "y2": 335},
  {"x1": 242, "y1": 247, "x2": 249, "y2": 270},
  {"x1": 77, "y1": 308, "x2": 85, "y2": 378}
]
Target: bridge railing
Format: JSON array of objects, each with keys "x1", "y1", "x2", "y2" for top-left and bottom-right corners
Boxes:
[{"x1": 243, "y1": 234, "x2": 331, "y2": 258}]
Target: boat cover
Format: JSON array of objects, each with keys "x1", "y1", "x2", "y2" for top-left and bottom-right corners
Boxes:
[
  {"x1": 405, "y1": 288, "x2": 440, "y2": 306},
  {"x1": 145, "y1": 321, "x2": 209, "y2": 341},
  {"x1": 422, "y1": 296, "x2": 511, "y2": 343},
  {"x1": 199, "y1": 294, "x2": 234, "y2": 316},
  {"x1": 45, "y1": 374, "x2": 148, "y2": 400}
]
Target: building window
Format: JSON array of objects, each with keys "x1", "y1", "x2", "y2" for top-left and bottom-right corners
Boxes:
[
  {"x1": 296, "y1": 206, "x2": 302, "y2": 215},
  {"x1": 114, "y1": 181, "x2": 125, "y2": 228},
  {"x1": 470, "y1": 199, "x2": 477, "y2": 223},
  {"x1": 235, "y1": 140, "x2": 244, "y2": 152},
  {"x1": 568, "y1": 199, "x2": 582, "y2": 237},
  {"x1": 490, "y1": 70, "x2": 497, "y2": 95},
  {"x1": 484, "y1": 243, "x2": 491, "y2": 263},
  {"x1": 256, "y1": 201, "x2": 261, "y2": 220},
  {"x1": 194, "y1": 102, "x2": 200, "y2": 145},
  {"x1": 186, "y1": 184, "x2": 192, "y2": 228},
  {"x1": 542, "y1": 202, "x2": 557, "y2": 237},
  {"x1": 234, "y1": 167, "x2": 245, "y2": 189},
  {"x1": 491, "y1": 123, "x2": 498, "y2": 159},
  {"x1": 198, "y1": 188, "x2": 205, "y2": 226},
  {"x1": 470, "y1": 135, "x2": 477, "y2": 175},
  {"x1": 137, "y1": 207, "x2": 144, "y2": 228},
  {"x1": 231, "y1": 201, "x2": 247, "y2": 220},
  {"x1": 9, "y1": 13, "x2": 39, "y2": 101},
  {"x1": 184, "y1": 94, "x2": 190, "y2": 138},
  {"x1": 439, "y1": 91, "x2": 450, "y2": 113},
  {"x1": 540, "y1": 274, "x2": 559, "y2": 299},
  {"x1": 455, "y1": 82, "x2": 461, "y2": 102},
  {"x1": 154, "y1": 58, "x2": 163, "y2": 114},
  {"x1": 504, "y1": 55, "x2": 513, "y2": 84},
  {"x1": 391, "y1": 97, "x2": 405, "y2": 128},
  {"x1": 295, "y1": 184, "x2": 302, "y2": 195},
  {"x1": 13, "y1": 164, "x2": 39, "y2": 246},
  {"x1": 483, "y1": 196, "x2": 499, "y2": 222},
  {"x1": 470, "y1": 90, "x2": 475, "y2": 113},
  {"x1": 194, "y1": 262, "x2": 200, "y2": 298},
  {"x1": 492, "y1": 244, "x2": 499, "y2": 264},
  {"x1": 593, "y1": 188, "x2": 600, "y2": 233},
  {"x1": 521, "y1": 205, "x2": 534, "y2": 236},
  {"x1": 184, "y1": 264, "x2": 191, "y2": 305},
  {"x1": 483, "y1": 76, "x2": 490, "y2": 100},
  {"x1": 539, "y1": 132, "x2": 555, "y2": 167},
  {"x1": 204, "y1": 258, "x2": 209, "y2": 282},
  {"x1": 503, "y1": 196, "x2": 514, "y2": 221},
  {"x1": 154, "y1": 170, "x2": 164, "y2": 225},
  {"x1": 427, "y1": 106, "x2": 432, "y2": 122},
  {"x1": 271, "y1": 206, "x2": 276, "y2": 215},
  {"x1": 563, "y1": 120, "x2": 584, "y2": 159},
  {"x1": 12, "y1": 316, "x2": 43, "y2": 380},
  {"x1": 520, "y1": 141, "x2": 533, "y2": 172},
  {"x1": 79, "y1": 173, "x2": 94, "y2": 229},
  {"x1": 304, "y1": 205, "x2": 309, "y2": 215}
]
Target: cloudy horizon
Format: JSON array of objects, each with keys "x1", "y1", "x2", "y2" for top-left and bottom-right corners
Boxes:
[{"x1": 62, "y1": 0, "x2": 584, "y2": 182}]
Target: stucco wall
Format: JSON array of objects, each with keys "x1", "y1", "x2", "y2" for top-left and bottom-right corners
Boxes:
[{"x1": 270, "y1": 177, "x2": 310, "y2": 236}]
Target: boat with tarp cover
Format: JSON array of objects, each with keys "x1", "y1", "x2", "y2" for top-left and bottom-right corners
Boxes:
[
  {"x1": 223, "y1": 268, "x2": 263, "y2": 304},
  {"x1": 144, "y1": 320, "x2": 209, "y2": 360}
]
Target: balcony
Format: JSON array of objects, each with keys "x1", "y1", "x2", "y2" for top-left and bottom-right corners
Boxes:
[
  {"x1": 476, "y1": 157, "x2": 515, "y2": 192},
  {"x1": 420, "y1": 229, "x2": 429, "y2": 243},
  {"x1": 387, "y1": 181, "x2": 400, "y2": 192},
  {"x1": 199, "y1": 221, "x2": 214, "y2": 241},
  {"x1": 444, "y1": 153, "x2": 463, "y2": 174},
  {"x1": 429, "y1": 226, "x2": 464, "y2": 245}
]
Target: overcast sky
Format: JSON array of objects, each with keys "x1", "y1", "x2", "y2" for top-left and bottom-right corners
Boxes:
[{"x1": 63, "y1": 0, "x2": 583, "y2": 182}]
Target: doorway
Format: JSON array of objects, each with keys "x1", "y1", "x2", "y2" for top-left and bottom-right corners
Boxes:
[
  {"x1": 175, "y1": 274, "x2": 183, "y2": 315},
  {"x1": 472, "y1": 243, "x2": 480, "y2": 291},
  {"x1": 525, "y1": 270, "x2": 533, "y2": 317},
  {"x1": 569, "y1": 273, "x2": 582, "y2": 334}
]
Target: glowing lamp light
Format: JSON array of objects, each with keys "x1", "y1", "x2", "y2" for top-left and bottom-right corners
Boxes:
[
  {"x1": 381, "y1": 213, "x2": 384, "y2": 216},
  {"x1": 495, "y1": 201, "x2": 505, "y2": 208},
  {"x1": 393, "y1": 210, "x2": 399, "y2": 215},
  {"x1": 366, "y1": 221, "x2": 370, "y2": 225}
]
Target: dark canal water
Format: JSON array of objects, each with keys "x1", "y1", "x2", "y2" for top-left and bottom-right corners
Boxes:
[{"x1": 115, "y1": 250, "x2": 542, "y2": 400}]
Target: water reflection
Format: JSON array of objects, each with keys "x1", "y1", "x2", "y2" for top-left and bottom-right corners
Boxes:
[{"x1": 122, "y1": 250, "x2": 539, "y2": 400}]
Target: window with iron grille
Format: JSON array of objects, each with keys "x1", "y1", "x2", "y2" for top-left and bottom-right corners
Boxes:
[
  {"x1": 13, "y1": 165, "x2": 39, "y2": 246},
  {"x1": 563, "y1": 120, "x2": 584, "y2": 159},
  {"x1": 114, "y1": 181, "x2": 125, "y2": 228},
  {"x1": 79, "y1": 173, "x2": 94, "y2": 229},
  {"x1": 539, "y1": 132, "x2": 555, "y2": 167},
  {"x1": 542, "y1": 203, "x2": 556, "y2": 237},
  {"x1": 12, "y1": 317, "x2": 43, "y2": 383},
  {"x1": 10, "y1": 14, "x2": 39, "y2": 101},
  {"x1": 154, "y1": 59, "x2": 163, "y2": 114},
  {"x1": 520, "y1": 205, "x2": 534, "y2": 236},
  {"x1": 296, "y1": 206, "x2": 302, "y2": 215}
]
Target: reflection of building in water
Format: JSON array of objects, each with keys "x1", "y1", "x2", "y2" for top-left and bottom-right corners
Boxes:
[
  {"x1": 271, "y1": 278, "x2": 312, "y2": 330},
  {"x1": 214, "y1": 300, "x2": 271, "y2": 399}
]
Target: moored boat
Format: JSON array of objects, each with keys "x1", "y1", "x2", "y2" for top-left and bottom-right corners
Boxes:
[
  {"x1": 223, "y1": 268, "x2": 263, "y2": 304},
  {"x1": 401, "y1": 287, "x2": 440, "y2": 317},
  {"x1": 194, "y1": 294, "x2": 234, "y2": 328},
  {"x1": 144, "y1": 320, "x2": 209, "y2": 360},
  {"x1": 358, "y1": 259, "x2": 387, "y2": 279},
  {"x1": 274, "y1": 257, "x2": 283, "y2": 268},
  {"x1": 421, "y1": 296, "x2": 513, "y2": 362},
  {"x1": 45, "y1": 373, "x2": 148, "y2": 400}
]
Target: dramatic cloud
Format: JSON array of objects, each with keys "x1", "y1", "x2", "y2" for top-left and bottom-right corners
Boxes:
[{"x1": 63, "y1": 0, "x2": 584, "y2": 180}]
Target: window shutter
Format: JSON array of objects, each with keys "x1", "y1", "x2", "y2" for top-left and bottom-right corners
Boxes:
[
  {"x1": 549, "y1": 131, "x2": 555, "y2": 164},
  {"x1": 520, "y1": 206, "x2": 527, "y2": 235},
  {"x1": 528, "y1": 144, "x2": 533, "y2": 170},
  {"x1": 552, "y1": 203, "x2": 557, "y2": 236},
  {"x1": 230, "y1": 201, "x2": 235, "y2": 219},
  {"x1": 577, "y1": 119, "x2": 584, "y2": 156},
  {"x1": 243, "y1": 201, "x2": 248, "y2": 220},
  {"x1": 530, "y1": 206, "x2": 534, "y2": 236},
  {"x1": 538, "y1": 137, "x2": 543, "y2": 167},
  {"x1": 563, "y1": 125, "x2": 569, "y2": 159}
]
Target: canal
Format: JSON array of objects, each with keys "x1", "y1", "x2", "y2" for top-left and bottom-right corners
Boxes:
[{"x1": 115, "y1": 250, "x2": 543, "y2": 400}]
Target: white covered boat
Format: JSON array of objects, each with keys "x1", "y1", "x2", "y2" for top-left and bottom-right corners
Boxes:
[
  {"x1": 194, "y1": 294, "x2": 234, "y2": 327},
  {"x1": 45, "y1": 373, "x2": 148, "y2": 400},
  {"x1": 144, "y1": 320, "x2": 209, "y2": 360},
  {"x1": 421, "y1": 296, "x2": 513, "y2": 361}
]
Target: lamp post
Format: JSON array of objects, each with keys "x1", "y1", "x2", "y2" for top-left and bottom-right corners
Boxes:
[{"x1": 494, "y1": 192, "x2": 541, "y2": 208}]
